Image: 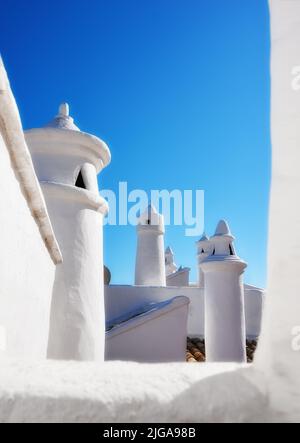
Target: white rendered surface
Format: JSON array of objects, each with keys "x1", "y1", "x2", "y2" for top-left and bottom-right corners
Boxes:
[
  {"x1": 0, "y1": 132, "x2": 56, "y2": 360},
  {"x1": 0, "y1": 359, "x2": 269, "y2": 423},
  {"x1": 106, "y1": 296, "x2": 189, "y2": 362},
  {"x1": 254, "y1": 0, "x2": 300, "y2": 421},
  {"x1": 244, "y1": 285, "x2": 264, "y2": 338},
  {"x1": 0, "y1": 60, "x2": 59, "y2": 359},
  {"x1": 166, "y1": 268, "x2": 190, "y2": 287},
  {"x1": 105, "y1": 284, "x2": 263, "y2": 339}
]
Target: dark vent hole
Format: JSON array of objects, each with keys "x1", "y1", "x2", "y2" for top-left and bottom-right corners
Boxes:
[{"x1": 75, "y1": 170, "x2": 86, "y2": 189}]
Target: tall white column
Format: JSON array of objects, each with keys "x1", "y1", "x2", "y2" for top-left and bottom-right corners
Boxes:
[
  {"x1": 201, "y1": 220, "x2": 247, "y2": 363},
  {"x1": 25, "y1": 104, "x2": 111, "y2": 361},
  {"x1": 135, "y1": 205, "x2": 166, "y2": 286}
]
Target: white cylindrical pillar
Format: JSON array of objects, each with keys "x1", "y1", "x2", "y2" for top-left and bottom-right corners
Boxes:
[
  {"x1": 25, "y1": 104, "x2": 111, "y2": 361},
  {"x1": 135, "y1": 205, "x2": 166, "y2": 286},
  {"x1": 201, "y1": 220, "x2": 247, "y2": 363}
]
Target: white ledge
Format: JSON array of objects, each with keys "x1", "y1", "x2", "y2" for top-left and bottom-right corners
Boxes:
[
  {"x1": 25, "y1": 127, "x2": 111, "y2": 173},
  {"x1": 0, "y1": 359, "x2": 270, "y2": 423},
  {"x1": 41, "y1": 181, "x2": 109, "y2": 215}
]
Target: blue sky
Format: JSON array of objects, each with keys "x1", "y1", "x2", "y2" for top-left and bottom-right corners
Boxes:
[{"x1": 1, "y1": 0, "x2": 271, "y2": 288}]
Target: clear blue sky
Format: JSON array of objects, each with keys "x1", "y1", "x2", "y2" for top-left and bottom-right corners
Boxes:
[{"x1": 1, "y1": 0, "x2": 271, "y2": 288}]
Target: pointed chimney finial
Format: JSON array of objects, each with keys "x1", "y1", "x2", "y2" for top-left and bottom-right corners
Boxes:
[
  {"x1": 214, "y1": 219, "x2": 231, "y2": 237},
  {"x1": 59, "y1": 103, "x2": 69, "y2": 117}
]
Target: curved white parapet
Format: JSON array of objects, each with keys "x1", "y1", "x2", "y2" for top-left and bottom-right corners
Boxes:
[
  {"x1": 0, "y1": 359, "x2": 269, "y2": 423},
  {"x1": 254, "y1": 0, "x2": 300, "y2": 420}
]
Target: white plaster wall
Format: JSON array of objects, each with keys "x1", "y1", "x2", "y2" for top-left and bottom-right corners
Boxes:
[
  {"x1": 106, "y1": 297, "x2": 189, "y2": 362},
  {"x1": 105, "y1": 284, "x2": 263, "y2": 338},
  {"x1": 186, "y1": 288, "x2": 205, "y2": 337},
  {"x1": 105, "y1": 285, "x2": 196, "y2": 321},
  {"x1": 166, "y1": 269, "x2": 190, "y2": 287},
  {"x1": 0, "y1": 360, "x2": 267, "y2": 423},
  {"x1": 244, "y1": 285, "x2": 265, "y2": 338},
  {"x1": 0, "y1": 133, "x2": 56, "y2": 359}
]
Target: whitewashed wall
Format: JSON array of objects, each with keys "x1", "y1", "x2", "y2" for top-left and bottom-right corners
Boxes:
[
  {"x1": 0, "y1": 133, "x2": 56, "y2": 359},
  {"x1": 254, "y1": 0, "x2": 300, "y2": 421},
  {"x1": 244, "y1": 285, "x2": 264, "y2": 338},
  {"x1": 105, "y1": 284, "x2": 264, "y2": 338},
  {"x1": 106, "y1": 296, "x2": 189, "y2": 362}
]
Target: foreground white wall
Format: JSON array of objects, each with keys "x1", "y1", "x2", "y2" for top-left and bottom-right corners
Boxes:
[
  {"x1": 244, "y1": 285, "x2": 264, "y2": 339},
  {"x1": 255, "y1": 0, "x2": 300, "y2": 420},
  {"x1": 0, "y1": 134, "x2": 56, "y2": 359},
  {"x1": 0, "y1": 360, "x2": 267, "y2": 423},
  {"x1": 0, "y1": 59, "x2": 61, "y2": 359}
]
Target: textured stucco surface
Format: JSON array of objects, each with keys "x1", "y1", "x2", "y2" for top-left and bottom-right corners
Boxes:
[
  {"x1": 106, "y1": 296, "x2": 189, "y2": 362},
  {"x1": 0, "y1": 133, "x2": 56, "y2": 359},
  {"x1": 0, "y1": 359, "x2": 269, "y2": 423},
  {"x1": 105, "y1": 284, "x2": 263, "y2": 339}
]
